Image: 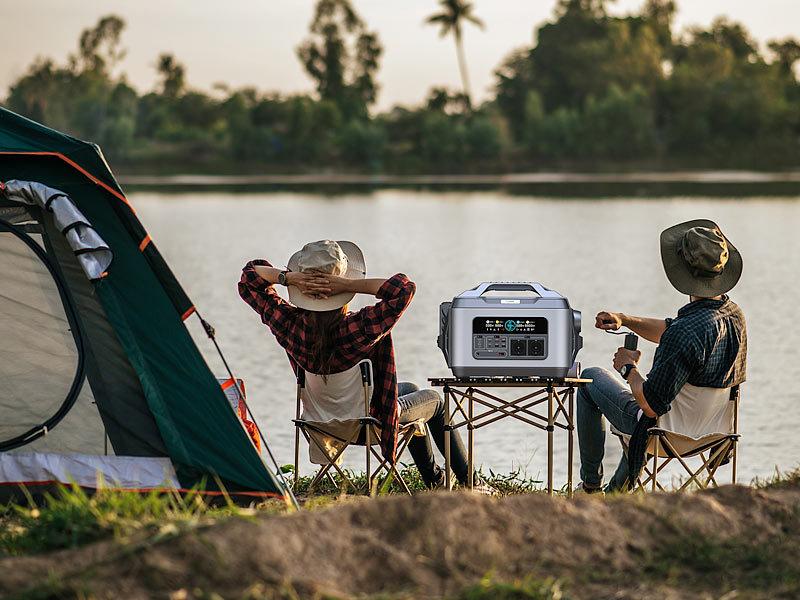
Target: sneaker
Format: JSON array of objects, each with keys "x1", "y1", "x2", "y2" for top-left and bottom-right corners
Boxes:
[
  {"x1": 427, "y1": 467, "x2": 447, "y2": 490},
  {"x1": 574, "y1": 482, "x2": 605, "y2": 496},
  {"x1": 470, "y1": 476, "x2": 499, "y2": 496}
]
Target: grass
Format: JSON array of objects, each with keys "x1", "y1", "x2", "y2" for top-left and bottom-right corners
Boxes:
[
  {"x1": 6, "y1": 467, "x2": 800, "y2": 599},
  {"x1": 290, "y1": 463, "x2": 546, "y2": 498},
  {"x1": 0, "y1": 483, "x2": 264, "y2": 556},
  {"x1": 0, "y1": 465, "x2": 549, "y2": 557},
  {"x1": 753, "y1": 466, "x2": 800, "y2": 490},
  {"x1": 629, "y1": 467, "x2": 800, "y2": 596}
]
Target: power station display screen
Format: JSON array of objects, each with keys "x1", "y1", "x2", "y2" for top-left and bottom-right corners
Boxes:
[{"x1": 473, "y1": 317, "x2": 548, "y2": 334}]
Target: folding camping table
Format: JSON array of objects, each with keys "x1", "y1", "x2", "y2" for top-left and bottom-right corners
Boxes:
[{"x1": 428, "y1": 376, "x2": 592, "y2": 496}]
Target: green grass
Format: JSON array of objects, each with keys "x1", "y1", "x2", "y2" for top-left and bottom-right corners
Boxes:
[
  {"x1": 0, "y1": 466, "x2": 550, "y2": 558},
  {"x1": 631, "y1": 472, "x2": 800, "y2": 596},
  {"x1": 0, "y1": 483, "x2": 264, "y2": 556},
  {"x1": 752, "y1": 466, "x2": 800, "y2": 490},
  {"x1": 644, "y1": 534, "x2": 800, "y2": 592},
  {"x1": 290, "y1": 464, "x2": 547, "y2": 498}
]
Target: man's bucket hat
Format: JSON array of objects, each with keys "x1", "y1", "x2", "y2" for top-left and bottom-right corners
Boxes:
[
  {"x1": 287, "y1": 240, "x2": 366, "y2": 311},
  {"x1": 660, "y1": 219, "x2": 742, "y2": 298}
]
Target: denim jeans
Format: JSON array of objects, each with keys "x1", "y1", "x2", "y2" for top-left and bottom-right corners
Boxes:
[
  {"x1": 577, "y1": 366, "x2": 641, "y2": 491},
  {"x1": 398, "y1": 382, "x2": 470, "y2": 487}
]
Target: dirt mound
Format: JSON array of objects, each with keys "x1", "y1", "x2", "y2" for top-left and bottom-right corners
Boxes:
[{"x1": 2, "y1": 485, "x2": 799, "y2": 599}]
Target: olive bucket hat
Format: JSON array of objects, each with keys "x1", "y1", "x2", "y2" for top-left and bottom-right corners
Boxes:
[
  {"x1": 660, "y1": 219, "x2": 742, "y2": 298},
  {"x1": 286, "y1": 240, "x2": 366, "y2": 311}
]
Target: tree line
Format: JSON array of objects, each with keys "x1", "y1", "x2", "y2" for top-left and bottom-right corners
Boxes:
[{"x1": 5, "y1": 0, "x2": 800, "y2": 172}]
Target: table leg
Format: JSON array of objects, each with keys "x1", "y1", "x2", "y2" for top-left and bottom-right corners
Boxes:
[
  {"x1": 568, "y1": 387, "x2": 574, "y2": 497},
  {"x1": 547, "y1": 384, "x2": 554, "y2": 495},
  {"x1": 444, "y1": 386, "x2": 452, "y2": 491},
  {"x1": 468, "y1": 389, "x2": 474, "y2": 490}
]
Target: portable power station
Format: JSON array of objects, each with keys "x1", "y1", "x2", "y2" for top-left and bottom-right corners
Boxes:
[{"x1": 437, "y1": 282, "x2": 582, "y2": 378}]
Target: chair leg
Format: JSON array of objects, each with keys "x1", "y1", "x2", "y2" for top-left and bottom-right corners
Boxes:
[
  {"x1": 294, "y1": 383, "x2": 302, "y2": 491},
  {"x1": 360, "y1": 425, "x2": 418, "y2": 495},
  {"x1": 302, "y1": 426, "x2": 361, "y2": 493},
  {"x1": 293, "y1": 426, "x2": 301, "y2": 491},
  {"x1": 700, "y1": 441, "x2": 733, "y2": 488},
  {"x1": 652, "y1": 435, "x2": 659, "y2": 492},
  {"x1": 662, "y1": 438, "x2": 710, "y2": 491}
]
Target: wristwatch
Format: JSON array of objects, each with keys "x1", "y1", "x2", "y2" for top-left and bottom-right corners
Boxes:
[
  {"x1": 277, "y1": 270, "x2": 289, "y2": 286},
  {"x1": 620, "y1": 363, "x2": 636, "y2": 380}
]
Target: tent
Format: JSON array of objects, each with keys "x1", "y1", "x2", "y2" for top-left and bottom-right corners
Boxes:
[{"x1": 0, "y1": 107, "x2": 289, "y2": 503}]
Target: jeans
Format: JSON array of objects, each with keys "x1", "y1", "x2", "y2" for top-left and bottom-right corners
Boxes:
[
  {"x1": 577, "y1": 367, "x2": 641, "y2": 491},
  {"x1": 398, "y1": 382, "x2": 470, "y2": 487}
]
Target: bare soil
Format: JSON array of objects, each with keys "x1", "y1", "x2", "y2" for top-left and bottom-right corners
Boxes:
[{"x1": 2, "y1": 484, "x2": 800, "y2": 599}]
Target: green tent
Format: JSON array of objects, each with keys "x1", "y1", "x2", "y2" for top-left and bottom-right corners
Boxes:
[{"x1": 0, "y1": 107, "x2": 287, "y2": 502}]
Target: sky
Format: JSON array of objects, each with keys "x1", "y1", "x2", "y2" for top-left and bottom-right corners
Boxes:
[{"x1": 3, "y1": 0, "x2": 800, "y2": 111}]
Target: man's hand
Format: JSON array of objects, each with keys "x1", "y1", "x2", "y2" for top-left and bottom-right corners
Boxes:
[
  {"x1": 595, "y1": 311, "x2": 623, "y2": 331},
  {"x1": 613, "y1": 347, "x2": 641, "y2": 372}
]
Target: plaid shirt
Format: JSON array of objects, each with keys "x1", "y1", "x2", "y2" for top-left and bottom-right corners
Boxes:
[
  {"x1": 238, "y1": 260, "x2": 416, "y2": 462},
  {"x1": 642, "y1": 296, "x2": 747, "y2": 416}
]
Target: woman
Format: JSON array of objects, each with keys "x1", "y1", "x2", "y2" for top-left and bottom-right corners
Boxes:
[{"x1": 238, "y1": 239, "x2": 491, "y2": 491}]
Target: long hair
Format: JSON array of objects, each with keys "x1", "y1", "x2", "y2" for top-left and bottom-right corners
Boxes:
[{"x1": 307, "y1": 305, "x2": 348, "y2": 378}]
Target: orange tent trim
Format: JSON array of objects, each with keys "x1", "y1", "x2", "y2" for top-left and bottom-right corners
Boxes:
[{"x1": 0, "y1": 151, "x2": 135, "y2": 213}]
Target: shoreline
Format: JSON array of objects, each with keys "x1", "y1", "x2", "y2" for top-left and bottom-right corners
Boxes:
[
  {"x1": 116, "y1": 170, "x2": 800, "y2": 197},
  {"x1": 118, "y1": 170, "x2": 800, "y2": 186}
]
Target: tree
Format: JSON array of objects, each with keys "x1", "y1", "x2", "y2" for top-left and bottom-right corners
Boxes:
[
  {"x1": 426, "y1": 87, "x2": 469, "y2": 114},
  {"x1": 425, "y1": 0, "x2": 485, "y2": 110},
  {"x1": 157, "y1": 53, "x2": 185, "y2": 99},
  {"x1": 297, "y1": 0, "x2": 382, "y2": 120},
  {"x1": 75, "y1": 15, "x2": 126, "y2": 75},
  {"x1": 643, "y1": 0, "x2": 676, "y2": 49},
  {"x1": 769, "y1": 38, "x2": 800, "y2": 77}
]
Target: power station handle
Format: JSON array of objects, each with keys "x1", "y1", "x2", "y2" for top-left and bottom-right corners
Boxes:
[
  {"x1": 624, "y1": 333, "x2": 639, "y2": 351},
  {"x1": 462, "y1": 282, "x2": 558, "y2": 298},
  {"x1": 437, "y1": 302, "x2": 452, "y2": 364}
]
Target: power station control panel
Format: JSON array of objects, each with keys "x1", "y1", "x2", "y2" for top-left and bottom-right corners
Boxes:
[{"x1": 472, "y1": 317, "x2": 548, "y2": 360}]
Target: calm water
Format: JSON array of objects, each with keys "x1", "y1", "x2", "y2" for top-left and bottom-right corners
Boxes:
[{"x1": 132, "y1": 190, "x2": 800, "y2": 487}]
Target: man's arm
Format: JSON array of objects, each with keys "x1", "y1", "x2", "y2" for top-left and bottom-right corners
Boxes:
[
  {"x1": 626, "y1": 369, "x2": 657, "y2": 418},
  {"x1": 595, "y1": 311, "x2": 667, "y2": 344},
  {"x1": 613, "y1": 347, "x2": 657, "y2": 418}
]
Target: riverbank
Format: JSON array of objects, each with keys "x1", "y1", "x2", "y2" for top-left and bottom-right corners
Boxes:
[
  {"x1": 2, "y1": 471, "x2": 799, "y2": 599},
  {"x1": 115, "y1": 170, "x2": 800, "y2": 197}
]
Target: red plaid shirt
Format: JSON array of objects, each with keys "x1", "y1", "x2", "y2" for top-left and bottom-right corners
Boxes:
[{"x1": 238, "y1": 260, "x2": 416, "y2": 462}]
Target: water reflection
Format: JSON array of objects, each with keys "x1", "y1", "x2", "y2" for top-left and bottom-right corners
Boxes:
[{"x1": 133, "y1": 190, "x2": 800, "y2": 486}]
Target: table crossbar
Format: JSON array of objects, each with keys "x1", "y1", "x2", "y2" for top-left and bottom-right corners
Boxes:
[{"x1": 431, "y1": 376, "x2": 590, "y2": 496}]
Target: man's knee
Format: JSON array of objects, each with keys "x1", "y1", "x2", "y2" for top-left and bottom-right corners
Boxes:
[
  {"x1": 581, "y1": 366, "x2": 607, "y2": 382},
  {"x1": 577, "y1": 367, "x2": 614, "y2": 412},
  {"x1": 578, "y1": 367, "x2": 603, "y2": 401}
]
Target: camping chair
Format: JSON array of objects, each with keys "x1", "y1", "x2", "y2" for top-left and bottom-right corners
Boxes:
[
  {"x1": 292, "y1": 359, "x2": 425, "y2": 495},
  {"x1": 612, "y1": 385, "x2": 741, "y2": 492}
]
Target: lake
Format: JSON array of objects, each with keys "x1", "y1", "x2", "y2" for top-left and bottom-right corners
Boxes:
[{"x1": 132, "y1": 189, "x2": 800, "y2": 488}]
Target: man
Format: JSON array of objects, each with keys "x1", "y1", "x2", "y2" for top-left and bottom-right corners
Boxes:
[{"x1": 577, "y1": 219, "x2": 747, "y2": 493}]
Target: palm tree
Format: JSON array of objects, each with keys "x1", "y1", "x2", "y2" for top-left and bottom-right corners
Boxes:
[{"x1": 425, "y1": 0, "x2": 485, "y2": 110}]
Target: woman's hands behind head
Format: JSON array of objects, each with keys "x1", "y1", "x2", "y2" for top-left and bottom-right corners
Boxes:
[{"x1": 288, "y1": 271, "x2": 334, "y2": 299}]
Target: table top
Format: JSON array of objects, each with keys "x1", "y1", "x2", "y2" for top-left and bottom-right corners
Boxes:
[{"x1": 428, "y1": 376, "x2": 592, "y2": 387}]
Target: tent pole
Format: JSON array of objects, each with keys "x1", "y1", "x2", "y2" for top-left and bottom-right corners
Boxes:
[{"x1": 197, "y1": 313, "x2": 299, "y2": 510}]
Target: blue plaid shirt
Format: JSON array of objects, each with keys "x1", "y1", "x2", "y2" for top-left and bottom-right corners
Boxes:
[{"x1": 642, "y1": 296, "x2": 747, "y2": 416}]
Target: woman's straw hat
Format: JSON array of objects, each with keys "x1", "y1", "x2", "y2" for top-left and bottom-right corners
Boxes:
[
  {"x1": 660, "y1": 219, "x2": 742, "y2": 297},
  {"x1": 287, "y1": 240, "x2": 366, "y2": 311}
]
